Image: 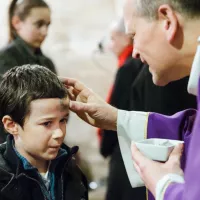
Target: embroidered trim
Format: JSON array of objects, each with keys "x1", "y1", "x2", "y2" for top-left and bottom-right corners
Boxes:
[
  {"x1": 159, "y1": 181, "x2": 172, "y2": 200},
  {"x1": 145, "y1": 113, "x2": 150, "y2": 200}
]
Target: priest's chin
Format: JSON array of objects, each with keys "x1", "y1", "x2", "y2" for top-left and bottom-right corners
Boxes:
[{"x1": 151, "y1": 73, "x2": 169, "y2": 87}]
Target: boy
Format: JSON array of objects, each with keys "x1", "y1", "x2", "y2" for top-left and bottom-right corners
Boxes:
[{"x1": 0, "y1": 65, "x2": 88, "y2": 200}]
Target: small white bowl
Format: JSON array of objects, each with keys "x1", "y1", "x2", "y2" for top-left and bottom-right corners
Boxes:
[{"x1": 135, "y1": 138, "x2": 184, "y2": 162}]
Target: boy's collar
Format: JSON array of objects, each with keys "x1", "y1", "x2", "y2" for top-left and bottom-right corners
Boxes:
[
  {"x1": 12, "y1": 141, "x2": 36, "y2": 171},
  {"x1": 3, "y1": 135, "x2": 74, "y2": 176}
]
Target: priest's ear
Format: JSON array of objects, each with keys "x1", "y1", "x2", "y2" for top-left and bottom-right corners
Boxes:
[
  {"x1": 157, "y1": 4, "x2": 178, "y2": 44},
  {"x1": 2, "y1": 115, "x2": 19, "y2": 136}
]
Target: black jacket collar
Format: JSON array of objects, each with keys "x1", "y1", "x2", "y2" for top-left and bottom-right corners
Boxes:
[{"x1": 0, "y1": 135, "x2": 79, "y2": 176}]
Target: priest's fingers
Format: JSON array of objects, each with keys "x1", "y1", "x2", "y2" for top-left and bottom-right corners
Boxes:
[
  {"x1": 60, "y1": 77, "x2": 96, "y2": 102},
  {"x1": 69, "y1": 101, "x2": 96, "y2": 114},
  {"x1": 67, "y1": 87, "x2": 76, "y2": 100},
  {"x1": 58, "y1": 76, "x2": 69, "y2": 83},
  {"x1": 60, "y1": 77, "x2": 87, "y2": 92},
  {"x1": 69, "y1": 101, "x2": 99, "y2": 127},
  {"x1": 78, "y1": 88, "x2": 94, "y2": 103},
  {"x1": 167, "y1": 143, "x2": 184, "y2": 176},
  {"x1": 168, "y1": 143, "x2": 183, "y2": 164},
  {"x1": 131, "y1": 142, "x2": 150, "y2": 170},
  {"x1": 133, "y1": 161, "x2": 142, "y2": 177}
]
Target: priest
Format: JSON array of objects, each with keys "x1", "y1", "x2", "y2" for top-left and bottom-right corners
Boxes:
[{"x1": 61, "y1": 0, "x2": 200, "y2": 199}]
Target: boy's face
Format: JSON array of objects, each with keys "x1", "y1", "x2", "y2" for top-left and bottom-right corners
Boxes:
[{"x1": 14, "y1": 97, "x2": 69, "y2": 162}]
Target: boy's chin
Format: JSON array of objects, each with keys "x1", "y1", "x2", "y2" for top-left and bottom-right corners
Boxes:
[
  {"x1": 44, "y1": 154, "x2": 58, "y2": 161},
  {"x1": 45, "y1": 150, "x2": 60, "y2": 160}
]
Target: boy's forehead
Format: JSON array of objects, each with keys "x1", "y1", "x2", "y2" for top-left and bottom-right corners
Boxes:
[
  {"x1": 60, "y1": 97, "x2": 70, "y2": 111},
  {"x1": 29, "y1": 98, "x2": 69, "y2": 117}
]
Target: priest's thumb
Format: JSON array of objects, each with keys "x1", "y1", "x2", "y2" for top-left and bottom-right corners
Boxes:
[
  {"x1": 174, "y1": 143, "x2": 184, "y2": 156},
  {"x1": 168, "y1": 143, "x2": 184, "y2": 164},
  {"x1": 70, "y1": 101, "x2": 94, "y2": 113}
]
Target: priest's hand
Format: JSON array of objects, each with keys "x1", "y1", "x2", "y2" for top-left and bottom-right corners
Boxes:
[
  {"x1": 131, "y1": 143, "x2": 184, "y2": 197},
  {"x1": 59, "y1": 77, "x2": 118, "y2": 130}
]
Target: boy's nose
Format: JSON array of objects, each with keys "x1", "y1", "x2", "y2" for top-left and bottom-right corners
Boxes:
[{"x1": 52, "y1": 128, "x2": 64, "y2": 139}]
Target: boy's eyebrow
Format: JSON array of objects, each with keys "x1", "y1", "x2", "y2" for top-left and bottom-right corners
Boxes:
[{"x1": 38, "y1": 113, "x2": 69, "y2": 121}]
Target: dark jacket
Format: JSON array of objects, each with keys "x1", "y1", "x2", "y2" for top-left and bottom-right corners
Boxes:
[
  {"x1": 0, "y1": 135, "x2": 88, "y2": 200},
  {"x1": 0, "y1": 37, "x2": 57, "y2": 143},
  {"x1": 130, "y1": 64, "x2": 197, "y2": 113},
  {"x1": 101, "y1": 61, "x2": 197, "y2": 157},
  {"x1": 101, "y1": 59, "x2": 197, "y2": 200},
  {"x1": 0, "y1": 37, "x2": 57, "y2": 76}
]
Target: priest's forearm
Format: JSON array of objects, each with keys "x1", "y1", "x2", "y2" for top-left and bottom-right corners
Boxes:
[{"x1": 116, "y1": 109, "x2": 196, "y2": 189}]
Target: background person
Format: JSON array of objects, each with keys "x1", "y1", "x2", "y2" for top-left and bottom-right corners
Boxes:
[{"x1": 0, "y1": 0, "x2": 57, "y2": 142}]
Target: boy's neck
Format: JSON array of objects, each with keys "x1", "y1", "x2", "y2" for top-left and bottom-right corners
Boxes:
[{"x1": 15, "y1": 143, "x2": 49, "y2": 173}]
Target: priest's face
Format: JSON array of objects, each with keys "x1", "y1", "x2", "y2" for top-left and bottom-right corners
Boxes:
[{"x1": 124, "y1": 0, "x2": 185, "y2": 86}]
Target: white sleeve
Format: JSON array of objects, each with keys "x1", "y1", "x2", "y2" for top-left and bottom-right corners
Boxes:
[
  {"x1": 117, "y1": 110, "x2": 149, "y2": 188},
  {"x1": 156, "y1": 174, "x2": 184, "y2": 200}
]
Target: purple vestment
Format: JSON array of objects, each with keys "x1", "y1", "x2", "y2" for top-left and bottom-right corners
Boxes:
[{"x1": 146, "y1": 86, "x2": 200, "y2": 199}]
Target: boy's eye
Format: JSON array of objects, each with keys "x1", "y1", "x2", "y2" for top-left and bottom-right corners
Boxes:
[
  {"x1": 60, "y1": 118, "x2": 68, "y2": 124},
  {"x1": 43, "y1": 121, "x2": 52, "y2": 127}
]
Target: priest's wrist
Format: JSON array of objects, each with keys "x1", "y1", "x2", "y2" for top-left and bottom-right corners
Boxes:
[
  {"x1": 108, "y1": 106, "x2": 118, "y2": 131},
  {"x1": 156, "y1": 174, "x2": 184, "y2": 200}
]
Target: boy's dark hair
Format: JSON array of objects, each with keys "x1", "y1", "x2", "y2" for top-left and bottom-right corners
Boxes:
[
  {"x1": 0, "y1": 64, "x2": 68, "y2": 127},
  {"x1": 9, "y1": 0, "x2": 49, "y2": 42}
]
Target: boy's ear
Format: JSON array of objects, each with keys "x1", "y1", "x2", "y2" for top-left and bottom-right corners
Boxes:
[
  {"x1": 2, "y1": 116, "x2": 19, "y2": 136},
  {"x1": 11, "y1": 15, "x2": 22, "y2": 32}
]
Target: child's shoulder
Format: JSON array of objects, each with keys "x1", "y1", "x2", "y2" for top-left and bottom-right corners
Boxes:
[
  {"x1": 60, "y1": 145, "x2": 87, "y2": 182},
  {"x1": 0, "y1": 142, "x2": 6, "y2": 159},
  {"x1": 0, "y1": 143, "x2": 11, "y2": 172}
]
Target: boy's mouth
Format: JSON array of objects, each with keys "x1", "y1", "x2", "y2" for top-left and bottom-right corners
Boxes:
[{"x1": 49, "y1": 145, "x2": 60, "y2": 148}]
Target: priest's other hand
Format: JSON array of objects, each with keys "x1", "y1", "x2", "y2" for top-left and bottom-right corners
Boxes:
[
  {"x1": 131, "y1": 143, "x2": 184, "y2": 197},
  {"x1": 59, "y1": 77, "x2": 118, "y2": 131}
]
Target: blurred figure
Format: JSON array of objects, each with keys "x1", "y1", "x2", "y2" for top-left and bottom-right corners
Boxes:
[
  {"x1": 98, "y1": 18, "x2": 146, "y2": 200},
  {"x1": 0, "y1": 0, "x2": 57, "y2": 142},
  {"x1": 108, "y1": 18, "x2": 133, "y2": 67},
  {"x1": 97, "y1": 18, "x2": 133, "y2": 143},
  {"x1": 99, "y1": 18, "x2": 196, "y2": 200}
]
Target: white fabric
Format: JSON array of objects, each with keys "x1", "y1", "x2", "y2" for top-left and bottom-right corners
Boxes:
[
  {"x1": 40, "y1": 162, "x2": 51, "y2": 190},
  {"x1": 187, "y1": 36, "x2": 200, "y2": 96},
  {"x1": 40, "y1": 171, "x2": 50, "y2": 190},
  {"x1": 156, "y1": 173, "x2": 185, "y2": 200},
  {"x1": 40, "y1": 171, "x2": 49, "y2": 180},
  {"x1": 117, "y1": 110, "x2": 149, "y2": 187}
]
